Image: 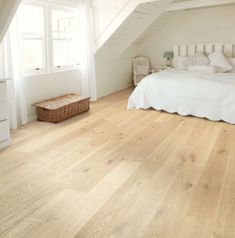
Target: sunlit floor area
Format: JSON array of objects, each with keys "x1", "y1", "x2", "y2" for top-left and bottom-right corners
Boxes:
[{"x1": 0, "y1": 89, "x2": 235, "y2": 238}]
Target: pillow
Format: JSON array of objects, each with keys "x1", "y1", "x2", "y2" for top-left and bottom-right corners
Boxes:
[
  {"x1": 184, "y1": 52, "x2": 210, "y2": 68},
  {"x1": 136, "y1": 65, "x2": 149, "y2": 75},
  {"x1": 174, "y1": 56, "x2": 188, "y2": 70},
  {"x1": 228, "y1": 58, "x2": 235, "y2": 73},
  {"x1": 209, "y1": 52, "x2": 232, "y2": 73},
  {"x1": 188, "y1": 65, "x2": 218, "y2": 73}
]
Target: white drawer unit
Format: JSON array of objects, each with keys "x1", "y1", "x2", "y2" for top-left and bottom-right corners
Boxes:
[
  {"x1": 0, "y1": 120, "x2": 10, "y2": 142},
  {"x1": 0, "y1": 79, "x2": 11, "y2": 150},
  {"x1": 0, "y1": 102, "x2": 7, "y2": 121},
  {"x1": 0, "y1": 82, "x2": 7, "y2": 102}
]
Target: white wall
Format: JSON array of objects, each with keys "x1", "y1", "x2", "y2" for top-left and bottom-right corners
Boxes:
[
  {"x1": 95, "y1": 56, "x2": 132, "y2": 98},
  {"x1": 24, "y1": 70, "x2": 80, "y2": 120},
  {"x1": 92, "y1": 0, "x2": 133, "y2": 98},
  {"x1": 140, "y1": 5, "x2": 235, "y2": 67}
]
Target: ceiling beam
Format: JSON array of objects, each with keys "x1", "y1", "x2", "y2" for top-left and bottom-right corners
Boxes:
[{"x1": 168, "y1": 0, "x2": 235, "y2": 11}]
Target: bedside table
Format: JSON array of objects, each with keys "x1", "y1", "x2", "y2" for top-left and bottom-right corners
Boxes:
[{"x1": 155, "y1": 66, "x2": 172, "y2": 72}]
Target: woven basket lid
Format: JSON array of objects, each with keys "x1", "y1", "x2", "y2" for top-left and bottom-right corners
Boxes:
[{"x1": 34, "y1": 94, "x2": 90, "y2": 110}]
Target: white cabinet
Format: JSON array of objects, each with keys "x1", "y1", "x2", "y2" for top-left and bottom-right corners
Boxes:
[
  {"x1": 0, "y1": 81, "x2": 7, "y2": 101},
  {"x1": 0, "y1": 79, "x2": 11, "y2": 150},
  {"x1": 0, "y1": 102, "x2": 7, "y2": 121},
  {"x1": 0, "y1": 120, "x2": 10, "y2": 142}
]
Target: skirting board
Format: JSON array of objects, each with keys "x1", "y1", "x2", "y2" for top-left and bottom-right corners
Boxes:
[
  {"x1": 28, "y1": 116, "x2": 37, "y2": 123},
  {"x1": 0, "y1": 138, "x2": 12, "y2": 150}
]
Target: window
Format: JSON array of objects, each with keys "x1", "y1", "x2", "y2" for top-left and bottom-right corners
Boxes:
[
  {"x1": 19, "y1": 4, "x2": 45, "y2": 72},
  {"x1": 52, "y1": 9, "x2": 79, "y2": 68},
  {"x1": 17, "y1": 2, "x2": 79, "y2": 75}
]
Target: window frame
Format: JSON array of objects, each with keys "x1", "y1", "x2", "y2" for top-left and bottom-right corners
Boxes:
[
  {"x1": 20, "y1": 0, "x2": 80, "y2": 76},
  {"x1": 51, "y1": 7, "x2": 79, "y2": 71},
  {"x1": 19, "y1": 3, "x2": 47, "y2": 75}
]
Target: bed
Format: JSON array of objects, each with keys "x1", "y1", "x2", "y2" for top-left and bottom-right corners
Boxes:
[{"x1": 128, "y1": 44, "x2": 235, "y2": 124}]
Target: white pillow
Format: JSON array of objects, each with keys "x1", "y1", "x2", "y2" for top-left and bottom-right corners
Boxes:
[
  {"x1": 184, "y1": 52, "x2": 210, "y2": 68},
  {"x1": 209, "y1": 52, "x2": 232, "y2": 73},
  {"x1": 228, "y1": 58, "x2": 235, "y2": 73},
  {"x1": 136, "y1": 65, "x2": 149, "y2": 75},
  {"x1": 188, "y1": 65, "x2": 218, "y2": 73},
  {"x1": 174, "y1": 56, "x2": 188, "y2": 70}
]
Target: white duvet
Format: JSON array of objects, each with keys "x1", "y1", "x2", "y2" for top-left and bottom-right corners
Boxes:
[{"x1": 128, "y1": 69, "x2": 235, "y2": 124}]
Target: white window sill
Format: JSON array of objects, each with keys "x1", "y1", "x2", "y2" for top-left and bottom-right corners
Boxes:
[
  {"x1": 0, "y1": 77, "x2": 11, "y2": 82},
  {"x1": 23, "y1": 66, "x2": 80, "y2": 78}
]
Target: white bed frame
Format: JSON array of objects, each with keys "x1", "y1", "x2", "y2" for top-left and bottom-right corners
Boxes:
[{"x1": 173, "y1": 44, "x2": 235, "y2": 58}]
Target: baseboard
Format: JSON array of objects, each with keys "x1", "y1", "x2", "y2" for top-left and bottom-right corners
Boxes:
[
  {"x1": 98, "y1": 83, "x2": 133, "y2": 99},
  {"x1": 28, "y1": 116, "x2": 37, "y2": 123},
  {"x1": 0, "y1": 138, "x2": 12, "y2": 150}
]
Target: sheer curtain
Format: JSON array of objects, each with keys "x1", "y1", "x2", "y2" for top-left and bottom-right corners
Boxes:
[
  {"x1": 3, "y1": 11, "x2": 28, "y2": 129},
  {"x1": 79, "y1": 0, "x2": 97, "y2": 101}
]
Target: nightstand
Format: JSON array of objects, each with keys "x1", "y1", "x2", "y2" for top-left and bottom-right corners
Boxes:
[{"x1": 155, "y1": 66, "x2": 172, "y2": 72}]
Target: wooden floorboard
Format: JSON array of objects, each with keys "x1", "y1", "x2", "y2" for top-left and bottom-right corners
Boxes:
[{"x1": 0, "y1": 88, "x2": 235, "y2": 238}]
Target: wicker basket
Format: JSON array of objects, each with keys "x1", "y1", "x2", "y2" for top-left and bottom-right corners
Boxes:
[{"x1": 34, "y1": 94, "x2": 90, "y2": 123}]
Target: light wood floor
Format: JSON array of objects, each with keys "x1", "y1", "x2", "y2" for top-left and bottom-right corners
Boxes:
[{"x1": 0, "y1": 89, "x2": 235, "y2": 238}]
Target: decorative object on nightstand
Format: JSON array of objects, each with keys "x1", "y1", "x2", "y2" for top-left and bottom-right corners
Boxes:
[
  {"x1": 164, "y1": 51, "x2": 174, "y2": 67},
  {"x1": 0, "y1": 77, "x2": 11, "y2": 150},
  {"x1": 155, "y1": 65, "x2": 172, "y2": 72},
  {"x1": 132, "y1": 57, "x2": 153, "y2": 86}
]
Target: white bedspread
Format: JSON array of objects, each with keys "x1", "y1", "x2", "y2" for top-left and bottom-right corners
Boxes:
[{"x1": 128, "y1": 69, "x2": 235, "y2": 124}]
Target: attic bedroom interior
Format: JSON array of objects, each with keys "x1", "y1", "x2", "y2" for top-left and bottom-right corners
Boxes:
[{"x1": 1, "y1": 0, "x2": 235, "y2": 237}]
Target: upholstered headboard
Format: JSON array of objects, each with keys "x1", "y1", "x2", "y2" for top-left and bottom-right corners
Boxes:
[{"x1": 173, "y1": 44, "x2": 235, "y2": 58}]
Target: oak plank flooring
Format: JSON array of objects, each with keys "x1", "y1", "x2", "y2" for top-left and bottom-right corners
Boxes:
[
  {"x1": 141, "y1": 124, "x2": 220, "y2": 238},
  {"x1": 0, "y1": 88, "x2": 235, "y2": 238}
]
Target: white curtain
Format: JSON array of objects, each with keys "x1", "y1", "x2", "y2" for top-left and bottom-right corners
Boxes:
[
  {"x1": 3, "y1": 12, "x2": 28, "y2": 129},
  {"x1": 79, "y1": 0, "x2": 97, "y2": 101}
]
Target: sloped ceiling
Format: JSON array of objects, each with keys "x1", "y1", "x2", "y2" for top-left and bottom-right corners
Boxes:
[
  {"x1": 0, "y1": 0, "x2": 21, "y2": 43},
  {"x1": 95, "y1": 0, "x2": 235, "y2": 58},
  {"x1": 129, "y1": 0, "x2": 235, "y2": 54}
]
